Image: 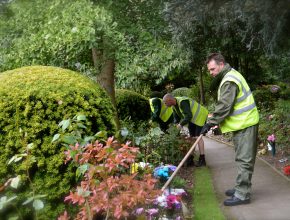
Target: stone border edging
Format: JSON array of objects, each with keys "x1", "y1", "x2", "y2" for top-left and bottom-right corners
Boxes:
[{"x1": 205, "y1": 135, "x2": 290, "y2": 182}]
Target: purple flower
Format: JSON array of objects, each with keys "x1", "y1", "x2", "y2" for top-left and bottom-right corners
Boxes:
[
  {"x1": 166, "y1": 165, "x2": 177, "y2": 172},
  {"x1": 135, "y1": 207, "x2": 144, "y2": 215},
  {"x1": 175, "y1": 202, "x2": 182, "y2": 209},
  {"x1": 146, "y1": 208, "x2": 159, "y2": 216}
]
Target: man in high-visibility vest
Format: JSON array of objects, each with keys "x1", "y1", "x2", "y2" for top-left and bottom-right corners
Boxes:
[
  {"x1": 201, "y1": 53, "x2": 259, "y2": 206},
  {"x1": 149, "y1": 91, "x2": 174, "y2": 131},
  {"x1": 163, "y1": 93, "x2": 208, "y2": 167}
]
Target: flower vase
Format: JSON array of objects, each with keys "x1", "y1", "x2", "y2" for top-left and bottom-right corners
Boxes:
[
  {"x1": 271, "y1": 142, "x2": 276, "y2": 156},
  {"x1": 267, "y1": 134, "x2": 276, "y2": 157},
  {"x1": 270, "y1": 142, "x2": 276, "y2": 156},
  {"x1": 267, "y1": 141, "x2": 276, "y2": 156}
]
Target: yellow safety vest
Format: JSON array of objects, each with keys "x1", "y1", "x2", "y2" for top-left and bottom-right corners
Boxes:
[
  {"x1": 218, "y1": 69, "x2": 259, "y2": 133},
  {"x1": 175, "y1": 97, "x2": 208, "y2": 126},
  {"x1": 149, "y1": 98, "x2": 173, "y2": 122}
]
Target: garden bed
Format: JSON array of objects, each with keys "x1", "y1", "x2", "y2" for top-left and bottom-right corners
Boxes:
[{"x1": 207, "y1": 133, "x2": 290, "y2": 179}]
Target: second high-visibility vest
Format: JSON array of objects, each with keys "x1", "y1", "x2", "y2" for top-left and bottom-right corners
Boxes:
[
  {"x1": 218, "y1": 69, "x2": 259, "y2": 133},
  {"x1": 175, "y1": 97, "x2": 208, "y2": 126},
  {"x1": 149, "y1": 98, "x2": 173, "y2": 122}
]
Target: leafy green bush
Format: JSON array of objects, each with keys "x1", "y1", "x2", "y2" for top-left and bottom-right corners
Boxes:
[
  {"x1": 0, "y1": 66, "x2": 116, "y2": 219},
  {"x1": 120, "y1": 124, "x2": 190, "y2": 167},
  {"x1": 253, "y1": 85, "x2": 282, "y2": 109},
  {"x1": 115, "y1": 89, "x2": 150, "y2": 125},
  {"x1": 276, "y1": 82, "x2": 290, "y2": 100},
  {"x1": 119, "y1": 117, "x2": 191, "y2": 167}
]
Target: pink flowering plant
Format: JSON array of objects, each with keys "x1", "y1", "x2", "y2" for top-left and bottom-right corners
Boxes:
[
  {"x1": 154, "y1": 188, "x2": 187, "y2": 219},
  {"x1": 58, "y1": 137, "x2": 161, "y2": 220}
]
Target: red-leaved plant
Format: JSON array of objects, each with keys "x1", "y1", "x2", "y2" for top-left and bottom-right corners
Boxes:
[{"x1": 58, "y1": 137, "x2": 160, "y2": 220}]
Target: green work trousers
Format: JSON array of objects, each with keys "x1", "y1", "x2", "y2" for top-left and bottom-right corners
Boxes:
[{"x1": 233, "y1": 124, "x2": 258, "y2": 200}]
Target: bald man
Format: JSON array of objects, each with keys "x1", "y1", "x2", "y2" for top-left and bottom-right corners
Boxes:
[{"x1": 163, "y1": 93, "x2": 208, "y2": 166}]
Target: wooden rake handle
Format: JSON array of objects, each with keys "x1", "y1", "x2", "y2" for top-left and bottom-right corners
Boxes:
[{"x1": 161, "y1": 134, "x2": 203, "y2": 191}]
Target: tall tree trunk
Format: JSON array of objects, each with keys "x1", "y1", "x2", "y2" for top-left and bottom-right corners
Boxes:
[
  {"x1": 199, "y1": 67, "x2": 205, "y2": 105},
  {"x1": 92, "y1": 48, "x2": 120, "y2": 130}
]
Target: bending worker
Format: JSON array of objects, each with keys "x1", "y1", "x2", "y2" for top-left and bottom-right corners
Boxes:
[
  {"x1": 163, "y1": 94, "x2": 208, "y2": 166},
  {"x1": 149, "y1": 91, "x2": 174, "y2": 132},
  {"x1": 201, "y1": 53, "x2": 259, "y2": 206}
]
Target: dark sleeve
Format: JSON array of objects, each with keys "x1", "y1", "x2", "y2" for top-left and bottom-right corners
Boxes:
[
  {"x1": 151, "y1": 98, "x2": 161, "y2": 121},
  {"x1": 173, "y1": 111, "x2": 180, "y2": 124},
  {"x1": 179, "y1": 100, "x2": 192, "y2": 126},
  {"x1": 208, "y1": 81, "x2": 238, "y2": 125}
]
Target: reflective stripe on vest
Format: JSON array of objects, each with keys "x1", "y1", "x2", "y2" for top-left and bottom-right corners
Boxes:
[
  {"x1": 175, "y1": 97, "x2": 208, "y2": 126},
  {"x1": 149, "y1": 98, "x2": 173, "y2": 122},
  {"x1": 218, "y1": 69, "x2": 259, "y2": 133}
]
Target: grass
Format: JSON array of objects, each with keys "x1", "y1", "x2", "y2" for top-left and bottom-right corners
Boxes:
[{"x1": 192, "y1": 167, "x2": 225, "y2": 220}]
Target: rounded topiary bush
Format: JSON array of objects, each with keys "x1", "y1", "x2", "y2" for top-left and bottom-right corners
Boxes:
[
  {"x1": 115, "y1": 89, "x2": 150, "y2": 124},
  {"x1": 0, "y1": 66, "x2": 116, "y2": 219}
]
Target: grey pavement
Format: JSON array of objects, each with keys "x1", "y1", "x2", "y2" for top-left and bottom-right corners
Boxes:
[{"x1": 202, "y1": 137, "x2": 290, "y2": 220}]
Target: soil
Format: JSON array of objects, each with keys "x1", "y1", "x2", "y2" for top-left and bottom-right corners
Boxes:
[
  {"x1": 174, "y1": 166, "x2": 195, "y2": 219},
  {"x1": 176, "y1": 166, "x2": 195, "y2": 189}
]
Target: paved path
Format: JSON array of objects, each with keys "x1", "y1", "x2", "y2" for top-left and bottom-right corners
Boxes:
[{"x1": 203, "y1": 137, "x2": 290, "y2": 220}]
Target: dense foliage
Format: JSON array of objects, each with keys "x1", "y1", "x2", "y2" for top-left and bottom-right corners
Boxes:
[
  {"x1": 0, "y1": 66, "x2": 115, "y2": 219},
  {"x1": 0, "y1": 0, "x2": 189, "y2": 94},
  {"x1": 0, "y1": 0, "x2": 118, "y2": 73}
]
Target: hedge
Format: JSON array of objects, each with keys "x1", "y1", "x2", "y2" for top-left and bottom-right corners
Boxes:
[
  {"x1": 115, "y1": 89, "x2": 150, "y2": 124},
  {"x1": 0, "y1": 66, "x2": 116, "y2": 219}
]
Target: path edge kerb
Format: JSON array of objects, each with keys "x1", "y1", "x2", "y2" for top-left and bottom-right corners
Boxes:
[{"x1": 206, "y1": 136, "x2": 290, "y2": 182}]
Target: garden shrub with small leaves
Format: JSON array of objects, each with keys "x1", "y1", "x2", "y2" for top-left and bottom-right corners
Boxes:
[
  {"x1": 115, "y1": 89, "x2": 150, "y2": 125},
  {"x1": 253, "y1": 84, "x2": 283, "y2": 109},
  {"x1": 0, "y1": 66, "x2": 116, "y2": 219}
]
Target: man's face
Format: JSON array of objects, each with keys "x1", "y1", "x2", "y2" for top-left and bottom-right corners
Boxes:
[{"x1": 207, "y1": 60, "x2": 224, "y2": 77}]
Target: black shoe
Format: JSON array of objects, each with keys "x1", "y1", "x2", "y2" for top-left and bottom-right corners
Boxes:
[
  {"x1": 225, "y1": 189, "x2": 235, "y2": 197},
  {"x1": 224, "y1": 196, "x2": 250, "y2": 206},
  {"x1": 195, "y1": 158, "x2": 206, "y2": 167}
]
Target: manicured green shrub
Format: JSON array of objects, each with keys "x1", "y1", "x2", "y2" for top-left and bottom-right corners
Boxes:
[
  {"x1": 0, "y1": 66, "x2": 116, "y2": 219},
  {"x1": 115, "y1": 89, "x2": 150, "y2": 124}
]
